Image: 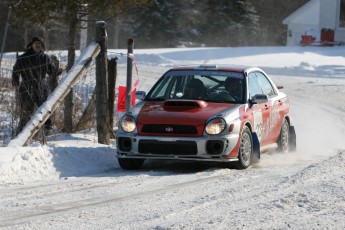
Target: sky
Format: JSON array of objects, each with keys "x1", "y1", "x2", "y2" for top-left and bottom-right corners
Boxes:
[{"x1": 0, "y1": 45, "x2": 345, "y2": 229}]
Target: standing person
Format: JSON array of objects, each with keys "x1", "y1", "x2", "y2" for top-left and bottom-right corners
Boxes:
[{"x1": 12, "y1": 37, "x2": 62, "y2": 133}]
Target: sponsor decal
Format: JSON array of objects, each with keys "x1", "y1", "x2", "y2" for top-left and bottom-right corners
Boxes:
[
  {"x1": 262, "y1": 103, "x2": 280, "y2": 139},
  {"x1": 254, "y1": 101, "x2": 281, "y2": 141}
]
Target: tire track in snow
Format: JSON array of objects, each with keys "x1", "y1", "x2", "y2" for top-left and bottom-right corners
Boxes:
[
  {"x1": 0, "y1": 173, "x2": 224, "y2": 227},
  {"x1": 0, "y1": 171, "x2": 123, "y2": 202}
]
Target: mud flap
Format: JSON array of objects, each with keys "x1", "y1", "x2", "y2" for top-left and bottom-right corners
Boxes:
[
  {"x1": 252, "y1": 132, "x2": 260, "y2": 163},
  {"x1": 289, "y1": 126, "x2": 296, "y2": 152}
]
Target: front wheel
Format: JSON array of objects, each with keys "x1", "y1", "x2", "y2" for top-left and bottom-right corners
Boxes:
[
  {"x1": 118, "y1": 158, "x2": 145, "y2": 170},
  {"x1": 236, "y1": 126, "x2": 253, "y2": 169}
]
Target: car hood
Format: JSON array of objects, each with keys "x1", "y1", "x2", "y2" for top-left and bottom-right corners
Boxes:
[{"x1": 137, "y1": 100, "x2": 236, "y2": 125}]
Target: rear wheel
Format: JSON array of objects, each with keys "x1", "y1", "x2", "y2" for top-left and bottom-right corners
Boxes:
[
  {"x1": 118, "y1": 158, "x2": 145, "y2": 170},
  {"x1": 236, "y1": 126, "x2": 253, "y2": 169},
  {"x1": 277, "y1": 119, "x2": 289, "y2": 153}
]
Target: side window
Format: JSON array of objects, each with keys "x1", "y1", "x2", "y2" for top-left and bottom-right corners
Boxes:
[
  {"x1": 248, "y1": 73, "x2": 263, "y2": 99},
  {"x1": 256, "y1": 72, "x2": 276, "y2": 97}
]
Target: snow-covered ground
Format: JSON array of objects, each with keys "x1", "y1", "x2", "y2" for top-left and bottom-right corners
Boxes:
[{"x1": 1, "y1": 46, "x2": 345, "y2": 229}]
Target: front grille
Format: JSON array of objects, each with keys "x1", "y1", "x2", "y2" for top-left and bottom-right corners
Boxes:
[
  {"x1": 141, "y1": 124, "x2": 197, "y2": 134},
  {"x1": 138, "y1": 140, "x2": 197, "y2": 155}
]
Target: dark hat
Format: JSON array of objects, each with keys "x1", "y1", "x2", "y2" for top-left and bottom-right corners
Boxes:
[{"x1": 26, "y1": 36, "x2": 45, "y2": 50}]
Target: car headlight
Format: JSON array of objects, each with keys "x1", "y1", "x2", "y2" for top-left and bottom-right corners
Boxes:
[
  {"x1": 120, "y1": 115, "x2": 136, "y2": 132},
  {"x1": 205, "y1": 118, "x2": 226, "y2": 135}
]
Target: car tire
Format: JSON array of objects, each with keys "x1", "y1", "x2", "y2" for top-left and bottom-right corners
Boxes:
[
  {"x1": 236, "y1": 126, "x2": 253, "y2": 169},
  {"x1": 118, "y1": 158, "x2": 145, "y2": 170},
  {"x1": 277, "y1": 118, "x2": 289, "y2": 153}
]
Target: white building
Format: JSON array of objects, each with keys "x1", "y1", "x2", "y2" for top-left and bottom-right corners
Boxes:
[{"x1": 283, "y1": 0, "x2": 345, "y2": 46}]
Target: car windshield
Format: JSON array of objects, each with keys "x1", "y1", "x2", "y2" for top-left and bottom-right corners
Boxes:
[{"x1": 145, "y1": 70, "x2": 245, "y2": 103}]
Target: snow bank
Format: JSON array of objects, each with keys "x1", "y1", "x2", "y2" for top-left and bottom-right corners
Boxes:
[
  {"x1": 0, "y1": 133, "x2": 117, "y2": 184},
  {"x1": 0, "y1": 145, "x2": 60, "y2": 184}
]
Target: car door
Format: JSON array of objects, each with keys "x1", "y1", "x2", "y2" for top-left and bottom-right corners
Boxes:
[
  {"x1": 248, "y1": 73, "x2": 271, "y2": 145},
  {"x1": 256, "y1": 72, "x2": 282, "y2": 144}
]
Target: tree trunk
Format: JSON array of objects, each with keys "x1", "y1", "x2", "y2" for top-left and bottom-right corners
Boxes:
[
  {"x1": 63, "y1": 12, "x2": 77, "y2": 132},
  {"x1": 111, "y1": 17, "x2": 121, "y2": 49}
]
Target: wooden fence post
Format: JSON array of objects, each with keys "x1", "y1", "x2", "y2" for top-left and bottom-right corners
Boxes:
[
  {"x1": 108, "y1": 58, "x2": 117, "y2": 137},
  {"x1": 95, "y1": 21, "x2": 110, "y2": 144},
  {"x1": 126, "y1": 39, "x2": 134, "y2": 112}
]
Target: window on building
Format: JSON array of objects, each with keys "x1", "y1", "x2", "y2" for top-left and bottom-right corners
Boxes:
[{"x1": 340, "y1": 0, "x2": 345, "y2": 28}]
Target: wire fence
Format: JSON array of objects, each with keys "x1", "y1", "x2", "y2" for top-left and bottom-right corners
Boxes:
[
  {"x1": 0, "y1": 48, "x2": 169, "y2": 146},
  {"x1": 0, "y1": 51, "x2": 99, "y2": 146}
]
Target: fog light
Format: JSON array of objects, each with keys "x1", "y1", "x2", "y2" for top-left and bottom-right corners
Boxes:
[
  {"x1": 206, "y1": 140, "x2": 224, "y2": 154},
  {"x1": 118, "y1": 137, "x2": 132, "y2": 151}
]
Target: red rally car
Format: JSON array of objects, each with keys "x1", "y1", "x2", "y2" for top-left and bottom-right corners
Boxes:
[{"x1": 116, "y1": 65, "x2": 296, "y2": 170}]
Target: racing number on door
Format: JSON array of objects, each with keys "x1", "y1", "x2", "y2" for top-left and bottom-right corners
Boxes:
[
  {"x1": 253, "y1": 109, "x2": 263, "y2": 141},
  {"x1": 256, "y1": 122, "x2": 263, "y2": 140}
]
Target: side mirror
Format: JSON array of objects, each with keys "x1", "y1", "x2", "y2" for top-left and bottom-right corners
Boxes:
[
  {"x1": 250, "y1": 94, "x2": 268, "y2": 105},
  {"x1": 135, "y1": 91, "x2": 146, "y2": 100}
]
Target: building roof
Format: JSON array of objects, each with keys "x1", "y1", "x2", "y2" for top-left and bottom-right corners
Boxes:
[{"x1": 283, "y1": 0, "x2": 319, "y2": 24}]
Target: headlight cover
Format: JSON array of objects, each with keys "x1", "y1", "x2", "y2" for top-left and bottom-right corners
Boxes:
[
  {"x1": 120, "y1": 115, "x2": 136, "y2": 132},
  {"x1": 205, "y1": 118, "x2": 226, "y2": 135}
]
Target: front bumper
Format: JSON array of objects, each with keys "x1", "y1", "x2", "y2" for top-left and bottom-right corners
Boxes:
[{"x1": 116, "y1": 133, "x2": 240, "y2": 162}]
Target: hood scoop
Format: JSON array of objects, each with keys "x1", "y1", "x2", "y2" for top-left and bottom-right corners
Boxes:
[{"x1": 163, "y1": 100, "x2": 207, "y2": 108}]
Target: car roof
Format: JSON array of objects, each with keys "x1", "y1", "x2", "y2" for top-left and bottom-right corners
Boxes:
[{"x1": 168, "y1": 64, "x2": 263, "y2": 75}]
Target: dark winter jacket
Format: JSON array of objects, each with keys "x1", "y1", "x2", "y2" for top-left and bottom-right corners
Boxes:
[{"x1": 12, "y1": 47, "x2": 58, "y2": 93}]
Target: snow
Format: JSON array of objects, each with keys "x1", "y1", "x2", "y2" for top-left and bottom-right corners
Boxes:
[{"x1": 1, "y1": 45, "x2": 345, "y2": 229}]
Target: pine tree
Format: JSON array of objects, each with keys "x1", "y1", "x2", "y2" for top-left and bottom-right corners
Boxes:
[
  {"x1": 201, "y1": 0, "x2": 259, "y2": 46},
  {"x1": 121, "y1": 0, "x2": 181, "y2": 48}
]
